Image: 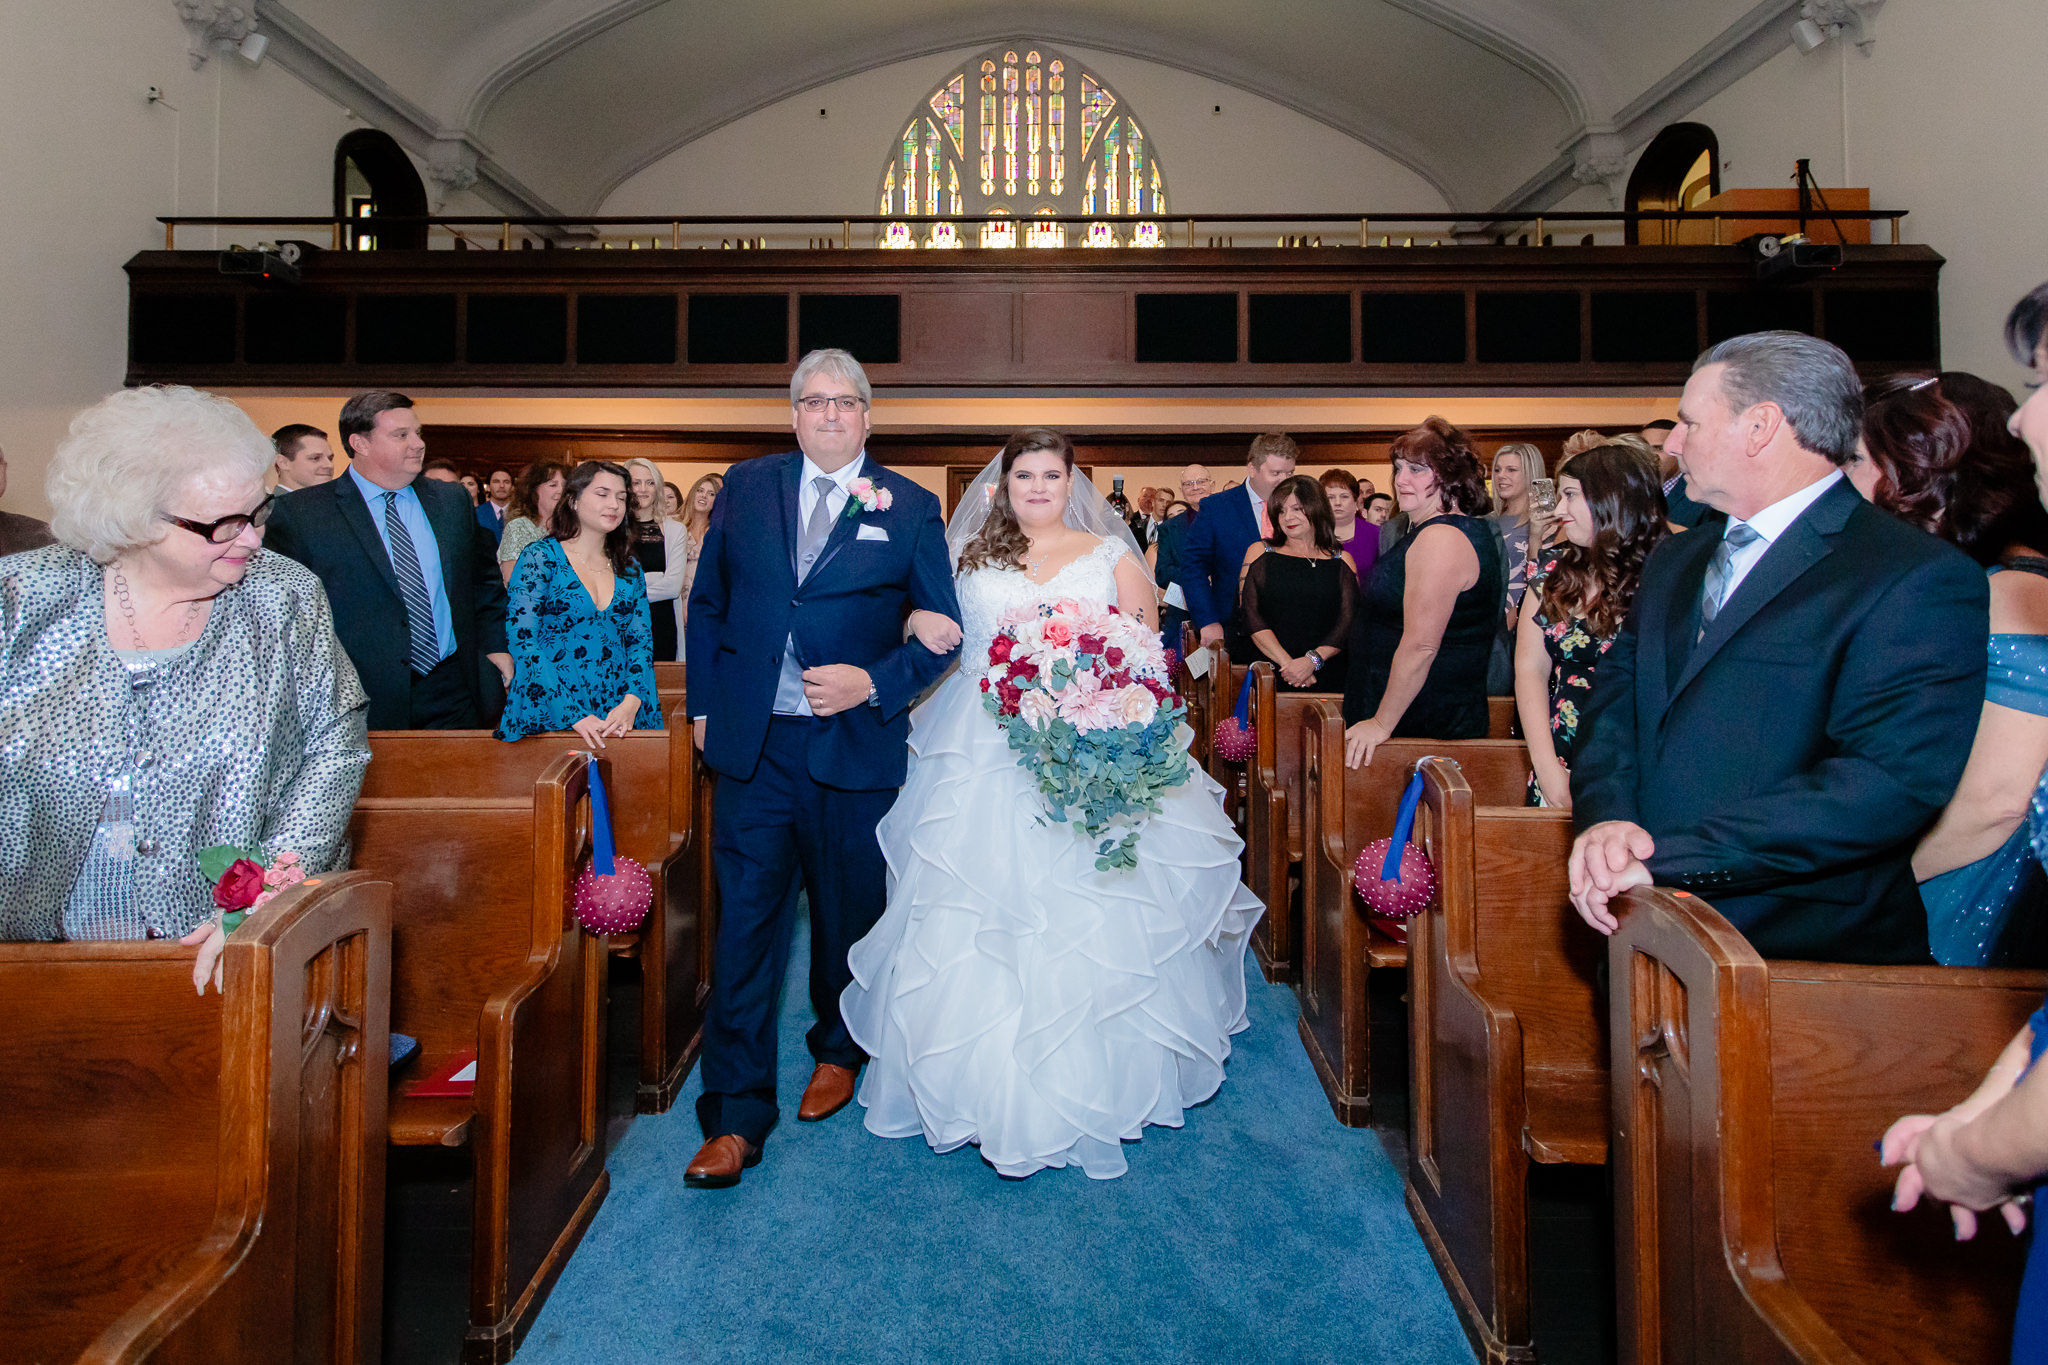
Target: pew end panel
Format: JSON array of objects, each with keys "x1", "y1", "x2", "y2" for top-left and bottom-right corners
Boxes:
[
  {"x1": 351, "y1": 747, "x2": 610, "y2": 1363},
  {"x1": 1610, "y1": 888, "x2": 2046, "y2": 1365},
  {"x1": 360, "y1": 726, "x2": 704, "y2": 1115},
  {"x1": 1296, "y1": 700, "x2": 1530, "y2": 1126},
  {"x1": 1242, "y1": 663, "x2": 1342, "y2": 985},
  {"x1": 1175, "y1": 622, "x2": 1209, "y2": 769},
  {"x1": 1405, "y1": 758, "x2": 1587, "y2": 1365},
  {"x1": 1206, "y1": 661, "x2": 1251, "y2": 825},
  {"x1": 1487, "y1": 696, "x2": 1517, "y2": 739},
  {"x1": 0, "y1": 873, "x2": 392, "y2": 1365}
]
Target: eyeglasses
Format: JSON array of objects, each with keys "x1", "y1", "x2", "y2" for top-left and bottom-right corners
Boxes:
[
  {"x1": 796, "y1": 395, "x2": 867, "y2": 414},
  {"x1": 163, "y1": 492, "x2": 276, "y2": 544}
]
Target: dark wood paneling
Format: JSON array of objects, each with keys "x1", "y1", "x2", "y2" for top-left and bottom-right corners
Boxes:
[{"x1": 124, "y1": 244, "x2": 1945, "y2": 390}]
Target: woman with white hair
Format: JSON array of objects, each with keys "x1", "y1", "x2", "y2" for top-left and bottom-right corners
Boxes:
[
  {"x1": 0, "y1": 385, "x2": 370, "y2": 989},
  {"x1": 623, "y1": 455, "x2": 686, "y2": 661}
]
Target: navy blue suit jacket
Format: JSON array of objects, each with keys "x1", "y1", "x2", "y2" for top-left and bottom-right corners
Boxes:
[
  {"x1": 684, "y1": 453, "x2": 961, "y2": 789},
  {"x1": 1181, "y1": 483, "x2": 1264, "y2": 631},
  {"x1": 1571, "y1": 478, "x2": 1988, "y2": 964}
]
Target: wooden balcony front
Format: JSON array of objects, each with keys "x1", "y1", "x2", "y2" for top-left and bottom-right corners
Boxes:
[{"x1": 125, "y1": 222, "x2": 1941, "y2": 392}]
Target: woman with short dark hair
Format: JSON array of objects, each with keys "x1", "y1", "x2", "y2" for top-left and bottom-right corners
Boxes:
[
  {"x1": 1342, "y1": 417, "x2": 1503, "y2": 765},
  {"x1": 1238, "y1": 475, "x2": 1358, "y2": 692},
  {"x1": 1845, "y1": 372, "x2": 2048, "y2": 966},
  {"x1": 497, "y1": 460, "x2": 661, "y2": 748}
]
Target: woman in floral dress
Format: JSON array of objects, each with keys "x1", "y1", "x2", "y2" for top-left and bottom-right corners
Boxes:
[{"x1": 1513, "y1": 444, "x2": 1669, "y2": 807}]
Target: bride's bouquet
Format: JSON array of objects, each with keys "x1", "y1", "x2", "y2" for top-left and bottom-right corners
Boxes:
[{"x1": 980, "y1": 599, "x2": 1191, "y2": 871}]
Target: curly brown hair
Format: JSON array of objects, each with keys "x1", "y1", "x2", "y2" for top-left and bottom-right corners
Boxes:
[
  {"x1": 1862, "y1": 373, "x2": 2048, "y2": 566},
  {"x1": 548, "y1": 460, "x2": 638, "y2": 575},
  {"x1": 1389, "y1": 417, "x2": 1492, "y2": 516},
  {"x1": 509, "y1": 459, "x2": 569, "y2": 523},
  {"x1": 958, "y1": 429, "x2": 1076, "y2": 572},
  {"x1": 1537, "y1": 444, "x2": 1670, "y2": 638}
]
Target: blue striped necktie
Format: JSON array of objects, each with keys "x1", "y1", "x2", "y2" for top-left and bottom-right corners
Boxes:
[{"x1": 381, "y1": 491, "x2": 443, "y2": 675}]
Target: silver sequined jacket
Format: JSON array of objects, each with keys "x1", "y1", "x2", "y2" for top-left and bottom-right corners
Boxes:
[{"x1": 0, "y1": 545, "x2": 371, "y2": 940}]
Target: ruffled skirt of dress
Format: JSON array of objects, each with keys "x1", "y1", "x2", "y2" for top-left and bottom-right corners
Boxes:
[{"x1": 842, "y1": 673, "x2": 1264, "y2": 1179}]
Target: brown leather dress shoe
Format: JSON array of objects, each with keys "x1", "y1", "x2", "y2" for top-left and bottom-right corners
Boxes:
[
  {"x1": 684, "y1": 1134, "x2": 761, "y2": 1188},
  {"x1": 797, "y1": 1063, "x2": 858, "y2": 1121}
]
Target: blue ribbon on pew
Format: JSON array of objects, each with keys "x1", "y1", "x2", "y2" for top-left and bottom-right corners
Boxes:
[
  {"x1": 1232, "y1": 668, "x2": 1255, "y2": 728},
  {"x1": 587, "y1": 754, "x2": 617, "y2": 878},
  {"x1": 1380, "y1": 770, "x2": 1425, "y2": 882}
]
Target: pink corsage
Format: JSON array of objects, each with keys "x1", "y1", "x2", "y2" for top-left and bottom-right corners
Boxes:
[{"x1": 843, "y1": 477, "x2": 894, "y2": 517}]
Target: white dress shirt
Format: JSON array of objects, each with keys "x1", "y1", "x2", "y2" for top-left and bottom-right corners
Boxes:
[
  {"x1": 800, "y1": 451, "x2": 866, "y2": 529},
  {"x1": 1715, "y1": 471, "x2": 1842, "y2": 603}
]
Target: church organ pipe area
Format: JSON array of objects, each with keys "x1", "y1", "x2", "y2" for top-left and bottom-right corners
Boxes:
[{"x1": 123, "y1": 243, "x2": 1941, "y2": 392}]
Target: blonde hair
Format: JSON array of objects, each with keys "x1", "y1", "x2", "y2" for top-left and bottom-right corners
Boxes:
[
  {"x1": 48, "y1": 386, "x2": 271, "y2": 563},
  {"x1": 624, "y1": 457, "x2": 666, "y2": 519}
]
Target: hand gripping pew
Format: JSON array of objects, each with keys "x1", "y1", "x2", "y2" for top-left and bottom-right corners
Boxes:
[
  {"x1": 0, "y1": 873, "x2": 391, "y2": 1365},
  {"x1": 1609, "y1": 887, "x2": 2048, "y2": 1365},
  {"x1": 1406, "y1": 756, "x2": 1590, "y2": 1365},
  {"x1": 1242, "y1": 662, "x2": 1343, "y2": 984},
  {"x1": 349, "y1": 749, "x2": 609, "y2": 1364},
  {"x1": 1297, "y1": 699, "x2": 1529, "y2": 1125},
  {"x1": 361, "y1": 714, "x2": 709, "y2": 1113}
]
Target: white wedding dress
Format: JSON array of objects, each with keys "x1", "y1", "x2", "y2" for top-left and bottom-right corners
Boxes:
[{"x1": 841, "y1": 538, "x2": 1264, "y2": 1179}]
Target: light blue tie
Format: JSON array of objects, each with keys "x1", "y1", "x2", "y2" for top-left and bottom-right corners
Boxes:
[
  {"x1": 382, "y1": 491, "x2": 443, "y2": 675},
  {"x1": 1700, "y1": 521, "x2": 1762, "y2": 633}
]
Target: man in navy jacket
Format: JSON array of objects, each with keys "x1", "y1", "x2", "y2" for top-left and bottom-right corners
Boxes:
[
  {"x1": 1181, "y1": 434, "x2": 1298, "y2": 653},
  {"x1": 1570, "y1": 333, "x2": 1987, "y2": 964},
  {"x1": 682, "y1": 349, "x2": 961, "y2": 1185}
]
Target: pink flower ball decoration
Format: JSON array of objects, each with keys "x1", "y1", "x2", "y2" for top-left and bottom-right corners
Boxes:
[
  {"x1": 573, "y1": 854, "x2": 654, "y2": 935},
  {"x1": 1211, "y1": 715, "x2": 1256, "y2": 764},
  {"x1": 1352, "y1": 838, "x2": 1437, "y2": 941}
]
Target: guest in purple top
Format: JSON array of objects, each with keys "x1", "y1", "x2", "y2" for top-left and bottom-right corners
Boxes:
[{"x1": 1321, "y1": 469, "x2": 1378, "y2": 584}]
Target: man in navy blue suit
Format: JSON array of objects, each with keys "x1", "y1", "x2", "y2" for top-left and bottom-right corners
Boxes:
[
  {"x1": 1181, "y1": 433, "x2": 1297, "y2": 655},
  {"x1": 682, "y1": 349, "x2": 962, "y2": 1186}
]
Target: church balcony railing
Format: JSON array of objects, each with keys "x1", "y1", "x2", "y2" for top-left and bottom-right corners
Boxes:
[{"x1": 127, "y1": 206, "x2": 1935, "y2": 391}]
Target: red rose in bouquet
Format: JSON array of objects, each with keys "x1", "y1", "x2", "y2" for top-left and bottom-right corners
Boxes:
[
  {"x1": 989, "y1": 634, "x2": 1014, "y2": 663},
  {"x1": 212, "y1": 858, "x2": 267, "y2": 911}
]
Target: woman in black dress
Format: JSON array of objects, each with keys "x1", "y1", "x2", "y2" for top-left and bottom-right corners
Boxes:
[
  {"x1": 1238, "y1": 475, "x2": 1358, "y2": 692},
  {"x1": 624, "y1": 456, "x2": 685, "y2": 661},
  {"x1": 1343, "y1": 417, "x2": 1505, "y2": 767}
]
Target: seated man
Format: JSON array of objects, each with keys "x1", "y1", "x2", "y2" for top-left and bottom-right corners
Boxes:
[{"x1": 1569, "y1": 332, "x2": 1988, "y2": 965}]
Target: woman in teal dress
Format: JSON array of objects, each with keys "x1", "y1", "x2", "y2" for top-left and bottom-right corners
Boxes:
[
  {"x1": 1844, "y1": 370, "x2": 2048, "y2": 966},
  {"x1": 497, "y1": 460, "x2": 662, "y2": 748}
]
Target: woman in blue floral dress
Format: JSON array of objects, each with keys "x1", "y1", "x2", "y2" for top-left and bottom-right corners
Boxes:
[
  {"x1": 1512, "y1": 444, "x2": 1669, "y2": 807},
  {"x1": 496, "y1": 460, "x2": 662, "y2": 748}
]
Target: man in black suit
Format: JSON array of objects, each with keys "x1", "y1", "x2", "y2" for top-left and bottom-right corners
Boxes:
[
  {"x1": 266, "y1": 391, "x2": 511, "y2": 729},
  {"x1": 1569, "y1": 332, "x2": 1988, "y2": 965}
]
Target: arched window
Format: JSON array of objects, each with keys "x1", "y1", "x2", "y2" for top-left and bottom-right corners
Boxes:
[
  {"x1": 1625, "y1": 123, "x2": 1719, "y2": 246},
  {"x1": 334, "y1": 130, "x2": 428, "y2": 251},
  {"x1": 877, "y1": 47, "x2": 1168, "y2": 248}
]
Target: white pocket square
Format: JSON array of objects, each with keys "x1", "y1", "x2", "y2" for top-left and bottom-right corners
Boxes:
[{"x1": 856, "y1": 524, "x2": 890, "y2": 542}]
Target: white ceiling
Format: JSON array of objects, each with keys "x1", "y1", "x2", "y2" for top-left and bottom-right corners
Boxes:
[{"x1": 253, "y1": 0, "x2": 1798, "y2": 214}]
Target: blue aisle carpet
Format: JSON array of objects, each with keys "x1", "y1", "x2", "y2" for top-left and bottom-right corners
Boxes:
[{"x1": 517, "y1": 912, "x2": 1472, "y2": 1365}]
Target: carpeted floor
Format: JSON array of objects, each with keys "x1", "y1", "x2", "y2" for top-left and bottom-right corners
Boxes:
[{"x1": 514, "y1": 912, "x2": 1474, "y2": 1365}]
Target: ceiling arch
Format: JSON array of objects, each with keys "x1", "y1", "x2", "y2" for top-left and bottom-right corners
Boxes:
[{"x1": 473, "y1": 2, "x2": 1577, "y2": 213}]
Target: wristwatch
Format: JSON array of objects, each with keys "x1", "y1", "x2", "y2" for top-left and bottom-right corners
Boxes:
[{"x1": 866, "y1": 681, "x2": 881, "y2": 707}]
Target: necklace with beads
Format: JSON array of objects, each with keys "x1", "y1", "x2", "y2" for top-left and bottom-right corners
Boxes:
[{"x1": 109, "y1": 567, "x2": 205, "y2": 650}]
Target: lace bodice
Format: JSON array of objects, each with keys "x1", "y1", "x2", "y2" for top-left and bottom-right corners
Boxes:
[{"x1": 959, "y1": 538, "x2": 1129, "y2": 664}]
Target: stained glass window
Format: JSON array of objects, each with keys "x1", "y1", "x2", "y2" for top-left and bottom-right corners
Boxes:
[{"x1": 876, "y1": 44, "x2": 1167, "y2": 248}]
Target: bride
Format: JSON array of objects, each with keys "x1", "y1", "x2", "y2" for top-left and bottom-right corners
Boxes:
[{"x1": 841, "y1": 428, "x2": 1264, "y2": 1179}]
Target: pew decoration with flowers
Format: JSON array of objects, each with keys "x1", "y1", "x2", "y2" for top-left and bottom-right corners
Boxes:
[
  {"x1": 1211, "y1": 667, "x2": 1257, "y2": 764},
  {"x1": 980, "y1": 598, "x2": 1190, "y2": 872},
  {"x1": 1352, "y1": 768, "x2": 1438, "y2": 942},
  {"x1": 199, "y1": 845, "x2": 307, "y2": 934}
]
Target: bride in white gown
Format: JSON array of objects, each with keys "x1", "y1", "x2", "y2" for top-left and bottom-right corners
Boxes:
[{"x1": 841, "y1": 428, "x2": 1264, "y2": 1179}]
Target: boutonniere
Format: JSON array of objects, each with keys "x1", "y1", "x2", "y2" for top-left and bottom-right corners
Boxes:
[{"x1": 843, "y1": 476, "x2": 893, "y2": 518}]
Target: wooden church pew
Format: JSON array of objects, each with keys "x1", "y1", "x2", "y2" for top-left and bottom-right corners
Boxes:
[
  {"x1": 360, "y1": 714, "x2": 709, "y2": 1113},
  {"x1": 349, "y1": 748, "x2": 608, "y2": 1364},
  {"x1": 1206, "y1": 657, "x2": 1252, "y2": 826},
  {"x1": 1406, "y1": 756, "x2": 1590, "y2": 1365},
  {"x1": 1242, "y1": 661, "x2": 1342, "y2": 983},
  {"x1": 1174, "y1": 623, "x2": 1210, "y2": 770},
  {"x1": 1297, "y1": 699, "x2": 1529, "y2": 1125},
  {"x1": 0, "y1": 872, "x2": 391, "y2": 1365},
  {"x1": 1610, "y1": 887, "x2": 2048, "y2": 1365}
]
